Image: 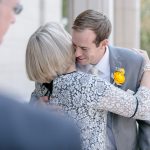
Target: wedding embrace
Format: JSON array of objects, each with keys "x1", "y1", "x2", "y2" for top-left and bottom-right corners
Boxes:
[{"x1": 28, "y1": 10, "x2": 150, "y2": 150}]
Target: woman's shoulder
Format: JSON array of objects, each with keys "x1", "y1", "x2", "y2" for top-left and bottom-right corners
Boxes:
[
  {"x1": 75, "y1": 71, "x2": 109, "y2": 88},
  {"x1": 56, "y1": 71, "x2": 108, "y2": 88}
]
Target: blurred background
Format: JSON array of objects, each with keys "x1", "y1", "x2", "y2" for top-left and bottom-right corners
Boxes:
[{"x1": 0, "y1": 0, "x2": 149, "y2": 102}]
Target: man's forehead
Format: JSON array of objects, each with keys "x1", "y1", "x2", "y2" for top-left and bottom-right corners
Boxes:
[{"x1": 72, "y1": 34, "x2": 96, "y2": 46}]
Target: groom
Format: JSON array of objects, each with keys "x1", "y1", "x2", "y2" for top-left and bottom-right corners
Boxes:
[{"x1": 71, "y1": 10, "x2": 150, "y2": 150}]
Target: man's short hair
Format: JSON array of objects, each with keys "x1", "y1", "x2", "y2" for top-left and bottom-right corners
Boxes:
[{"x1": 72, "y1": 9, "x2": 112, "y2": 46}]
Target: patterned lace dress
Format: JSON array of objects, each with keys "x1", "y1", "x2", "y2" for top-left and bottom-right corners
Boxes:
[{"x1": 33, "y1": 71, "x2": 150, "y2": 150}]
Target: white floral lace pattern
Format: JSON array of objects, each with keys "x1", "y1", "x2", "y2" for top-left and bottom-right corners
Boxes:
[
  {"x1": 32, "y1": 71, "x2": 150, "y2": 150},
  {"x1": 134, "y1": 86, "x2": 150, "y2": 120}
]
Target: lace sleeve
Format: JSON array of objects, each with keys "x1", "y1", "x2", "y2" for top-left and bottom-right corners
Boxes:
[
  {"x1": 32, "y1": 82, "x2": 51, "y2": 97},
  {"x1": 134, "y1": 86, "x2": 150, "y2": 120},
  {"x1": 91, "y1": 77, "x2": 150, "y2": 120}
]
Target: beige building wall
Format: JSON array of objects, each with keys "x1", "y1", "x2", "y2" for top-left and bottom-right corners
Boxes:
[
  {"x1": 0, "y1": 0, "x2": 62, "y2": 102},
  {"x1": 114, "y1": 0, "x2": 140, "y2": 48}
]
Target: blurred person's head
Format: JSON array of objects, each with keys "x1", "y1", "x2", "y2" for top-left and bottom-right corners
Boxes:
[
  {"x1": 0, "y1": 0, "x2": 22, "y2": 43},
  {"x1": 72, "y1": 9, "x2": 112, "y2": 65},
  {"x1": 26, "y1": 22, "x2": 75, "y2": 83}
]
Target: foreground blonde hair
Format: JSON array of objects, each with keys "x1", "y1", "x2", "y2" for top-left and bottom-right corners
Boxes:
[{"x1": 26, "y1": 22, "x2": 75, "y2": 83}]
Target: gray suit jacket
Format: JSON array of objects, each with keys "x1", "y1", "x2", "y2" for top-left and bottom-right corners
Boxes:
[{"x1": 108, "y1": 45, "x2": 150, "y2": 150}]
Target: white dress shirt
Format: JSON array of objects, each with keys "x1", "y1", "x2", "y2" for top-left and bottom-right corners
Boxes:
[{"x1": 77, "y1": 46, "x2": 110, "y2": 82}]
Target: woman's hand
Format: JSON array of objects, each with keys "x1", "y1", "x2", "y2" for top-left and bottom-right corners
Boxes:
[
  {"x1": 131, "y1": 48, "x2": 150, "y2": 64},
  {"x1": 131, "y1": 48, "x2": 150, "y2": 88},
  {"x1": 39, "y1": 96, "x2": 49, "y2": 103}
]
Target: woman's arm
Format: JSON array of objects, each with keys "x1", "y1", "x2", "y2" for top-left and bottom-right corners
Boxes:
[
  {"x1": 30, "y1": 82, "x2": 49, "y2": 105},
  {"x1": 140, "y1": 50, "x2": 150, "y2": 88},
  {"x1": 96, "y1": 81, "x2": 150, "y2": 120},
  {"x1": 95, "y1": 50, "x2": 150, "y2": 120}
]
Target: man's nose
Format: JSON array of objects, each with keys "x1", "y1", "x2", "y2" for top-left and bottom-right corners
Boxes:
[{"x1": 75, "y1": 47, "x2": 82, "y2": 57}]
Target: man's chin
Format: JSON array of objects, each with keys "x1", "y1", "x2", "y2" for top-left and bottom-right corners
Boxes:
[
  {"x1": 76, "y1": 59, "x2": 87, "y2": 65},
  {"x1": 77, "y1": 61, "x2": 87, "y2": 65}
]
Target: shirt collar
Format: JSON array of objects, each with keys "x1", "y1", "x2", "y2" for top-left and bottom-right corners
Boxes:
[
  {"x1": 95, "y1": 46, "x2": 110, "y2": 75},
  {"x1": 77, "y1": 46, "x2": 110, "y2": 75}
]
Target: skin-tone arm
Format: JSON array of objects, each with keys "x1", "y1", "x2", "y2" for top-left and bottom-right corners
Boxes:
[
  {"x1": 130, "y1": 48, "x2": 150, "y2": 88},
  {"x1": 138, "y1": 50, "x2": 150, "y2": 88}
]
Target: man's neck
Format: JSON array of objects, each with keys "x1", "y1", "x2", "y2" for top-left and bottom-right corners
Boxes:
[{"x1": 66, "y1": 64, "x2": 77, "y2": 74}]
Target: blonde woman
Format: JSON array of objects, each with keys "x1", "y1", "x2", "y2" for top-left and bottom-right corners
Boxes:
[{"x1": 26, "y1": 22, "x2": 150, "y2": 150}]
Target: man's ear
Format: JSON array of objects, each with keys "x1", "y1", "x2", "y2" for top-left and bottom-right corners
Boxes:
[{"x1": 100, "y1": 39, "x2": 109, "y2": 47}]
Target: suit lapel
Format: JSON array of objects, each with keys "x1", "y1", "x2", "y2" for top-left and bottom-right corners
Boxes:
[{"x1": 109, "y1": 46, "x2": 126, "y2": 89}]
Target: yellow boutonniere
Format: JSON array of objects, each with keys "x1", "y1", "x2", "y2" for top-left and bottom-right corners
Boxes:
[{"x1": 112, "y1": 68, "x2": 125, "y2": 86}]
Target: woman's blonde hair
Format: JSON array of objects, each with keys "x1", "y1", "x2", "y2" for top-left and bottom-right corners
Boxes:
[{"x1": 26, "y1": 22, "x2": 75, "y2": 83}]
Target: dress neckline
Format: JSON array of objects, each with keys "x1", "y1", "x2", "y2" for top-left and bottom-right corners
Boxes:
[{"x1": 61, "y1": 70, "x2": 77, "y2": 76}]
